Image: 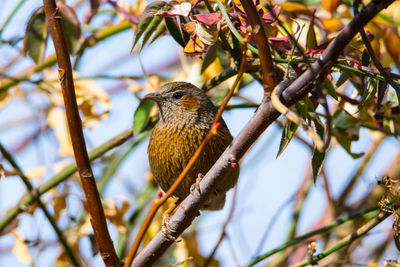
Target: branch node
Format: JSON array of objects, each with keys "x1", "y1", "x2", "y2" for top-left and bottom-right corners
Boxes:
[
  {"x1": 81, "y1": 169, "x2": 92, "y2": 179},
  {"x1": 101, "y1": 252, "x2": 111, "y2": 260},
  {"x1": 53, "y1": 8, "x2": 62, "y2": 20},
  {"x1": 57, "y1": 68, "x2": 65, "y2": 82}
]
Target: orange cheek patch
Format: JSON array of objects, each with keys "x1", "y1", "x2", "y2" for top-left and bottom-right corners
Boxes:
[{"x1": 181, "y1": 95, "x2": 200, "y2": 111}]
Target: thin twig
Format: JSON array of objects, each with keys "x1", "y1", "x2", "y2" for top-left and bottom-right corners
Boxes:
[{"x1": 43, "y1": 1, "x2": 119, "y2": 265}]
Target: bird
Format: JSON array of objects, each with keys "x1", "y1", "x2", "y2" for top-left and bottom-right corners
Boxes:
[{"x1": 145, "y1": 81, "x2": 239, "y2": 210}]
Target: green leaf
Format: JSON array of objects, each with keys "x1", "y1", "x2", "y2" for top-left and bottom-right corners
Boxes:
[
  {"x1": 361, "y1": 49, "x2": 370, "y2": 66},
  {"x1": 216, "y1": 46, "x2": 231, "y2": 70},
  {"x1": 132, "y1": 1, "x2": 167, "y2": 50},
  {"x1": 23, "y1": 7, "x2": 47, "y2": 63},
  {"x1": 201, "y1": 44, "x2": 217, "y2": 73},
  {"x1": 332, "y1": 109, "x2": 364, "y2": 159},
  {"x1": 312, "y1": 149, "x2": 326, "y2": 183},
  {"x1": 358, "y1": 79, "x2": 376, "y2": 111},
  {"x1": 311, "y1": 117, "x2": 326, "y2": 183},
  {"x1": 336, "y1": 70, "x2": 350, "y2": 88},
  {"x1": 58, "y1": 3, "x2": 81, "y2": 55},
  {"x1": 277, "y1": 120, "x2": 299, "y2": 158},
  {"x1": 296, "y1": 97, "x2": 313, "y2": 120},
  {"x1": 306, "y1": 14, "x2": 317, "y2": 50},
  {"x1": 323, "y1": 78, "x2": 338, "y2": 100},
  {"x1": 141, "y1": 16, "x2": 163, "y2": 50},
  {"x1": 377, "y1": 79, "x2": 388, "y2": 110},
  {"x1": 149, "y1": 20, "x2": 166, "y2": 45},
  {"x1": 133, "y1": 99, "x2": 155, "y2": 136},
  {"x1": 332, "y1": 109, "x2": 358, "y2": 130},
  {"x1": 164, "y1": 17, "x2": 188, "y2": 47}
]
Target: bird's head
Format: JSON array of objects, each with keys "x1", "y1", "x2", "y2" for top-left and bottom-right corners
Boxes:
[{"x1": 144, "y1": 82, "x2": 216, "y2": 124}]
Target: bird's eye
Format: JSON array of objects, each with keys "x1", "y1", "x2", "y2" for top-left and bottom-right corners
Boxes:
[{"x1": 172, "y1": 91, "x2": 183, "y2": 100}]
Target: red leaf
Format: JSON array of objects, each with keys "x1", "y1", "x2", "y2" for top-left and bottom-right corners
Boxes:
[{"x1": 193, "y1": 13, "x2": 223, "y2": 26}]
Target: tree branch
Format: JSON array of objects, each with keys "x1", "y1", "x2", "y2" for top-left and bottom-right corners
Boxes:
[
  {"x1": 43, "y1": 1, "x2": 119, "y2": 266},
  {"x1": 239, "y1": 0, "x2": 276, "y2": 92}
]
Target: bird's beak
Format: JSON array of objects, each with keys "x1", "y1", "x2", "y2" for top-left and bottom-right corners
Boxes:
[{"x1": 143, "y1": 92, "x2": 163, "y2": 102}]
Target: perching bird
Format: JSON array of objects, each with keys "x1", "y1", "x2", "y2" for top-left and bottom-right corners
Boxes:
[{"x1": 145, "y1": 82, "x2": 239, "y2": 210}]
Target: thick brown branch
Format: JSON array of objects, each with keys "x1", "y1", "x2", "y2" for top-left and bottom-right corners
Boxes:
[
  {"x1": 131, "y1": 0, "x2": 395, "y2": 265},
  {"x1": 239, "y1": 0, "x2": 276, "y2": 91},
  {"x1": 42, "y1": 1, "x2": 119, "y2": 266}
]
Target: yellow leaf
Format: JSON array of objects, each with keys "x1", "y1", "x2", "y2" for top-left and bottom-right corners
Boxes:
[
  {"x1": 381, "y1": 1, "x2": 400, "y2": 32},
  {"x1": 184, "y1": 37, "x2": 205, "y2": 55},
  {"x1": 0, "y1": 86, "x2": 22, "y2": 109},
  {"x1": 173, "y1": 238, "x2": 191, "y2": 267},
  {"x1": 182, "y1": 21, "x2": 196, "y2": 34},
  {"x1": 47, "y1": 107, "x2": 74, "y2": 157},
  {"x1": 382, "y1": 26, "x2": 400, "y2": 65},
  {"x1": 322, "y1": 0, "x2": 342, "y2": 14},
  {"x1": 42, "y1": 71, "x2": 110, "y2": 130},
  {"x1": 75, "y1": 78, "x2": 111, "y2": 129},
  {"x1": 203, "y1": 57, "x2": 223, "y2": 81},
  {"x1": 322, "y1": 17, "x2": 344, "y2": 33},
  {"x1": 278, "y1": 2, "x2": 312, "y2": 16},
  {"x1": 365, "y1": 21, "x2": 383, "y2": 59},
  {"x1": 50, "y1": 186, "x2": 68, "y2": 221},
  {"x1": 103, "y1": 198, "x2": 130, "y2": 234},
  {"x1": 12, "y1": 230, "x2": 33, "y2": 264},
  {"x1": 26, "y1": 166, "x2": 48, "y2": 180}
]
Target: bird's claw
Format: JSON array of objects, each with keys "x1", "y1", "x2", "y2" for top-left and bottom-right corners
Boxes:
[
  {"x1": 161, "y1": 213, "x2": 180, "y2": 242},
  {"x1": 190, "y1": 173, "x2": 203, "y2": 196}
]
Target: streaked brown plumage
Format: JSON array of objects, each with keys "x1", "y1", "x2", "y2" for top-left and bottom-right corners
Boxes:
[{"x1": 145, "y1": 82, "x2": 239, "y2": 210}]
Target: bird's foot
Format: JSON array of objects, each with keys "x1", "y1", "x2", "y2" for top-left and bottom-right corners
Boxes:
[
  {"x1": 190, "y1": 173, "x2": 203, "y2": 196},
  {"x1": 161, "y1": 213, "x2": 180, "y2": 242}
]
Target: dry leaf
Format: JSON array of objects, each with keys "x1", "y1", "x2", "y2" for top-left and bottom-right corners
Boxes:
[
  {"x1": 26, "y1": 166, "x2": 48, "y2": 180},
  {"x1": 203, "y1": 57, "x2": 223, "y2": 81},
  {"x1": 50, "y1": 186, "x2": 69, "y2": 221},
  {"x1": 195, "y1": 22, "x2": 218, "y2": 46},
  {"x1": 322, "y1": 0, "x2": 342, "y2": 14},
  {"x1": 182, "y1": 21, "x2": 196, "y2": 34},
  {"x1": 0, "y1": 163, "x2": 5, "y2": 180},
  {"x1": 47, "y1": 107, "x2": 74, "y2": 157},
  {"x1": 0, "y1": 87, "x2": 22, "y2": 109},
  {"x1": 322, "y1": 17, "x2": 344, "y2": 33},
  {"x1": 42, "y1": 71, "x2": 111, "y2": 130},
  {"x1": 103, "y1": 198, "x2": 130, "y2": 234},
  {"x1": 165, "y1": 2, "x2": 191, "y2": 17},
  {"x1": 278, "y1": 2, "x2": 312, "y2": 16},
  {"x1": 12, "y1": 230, "x2": 33, "y2": 264},
  {"x1": 382, "y1": 26, "x2": 400, "y2": 65},
  {"x1": 173, "y1": 238, "x2": 190, "y2": 267},
  {"x1": 184, "y1": 37, "x2": 205, "y2": 55}
]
